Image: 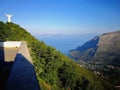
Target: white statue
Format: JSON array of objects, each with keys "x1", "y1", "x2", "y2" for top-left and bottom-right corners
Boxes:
[{"x1": 5, "y1": 14, "x2": 13, "y2": 22}]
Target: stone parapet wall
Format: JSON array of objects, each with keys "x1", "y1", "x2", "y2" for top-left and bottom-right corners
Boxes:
[{"x1": 0, "y1": 41, "x2": 21, "y2": 48}]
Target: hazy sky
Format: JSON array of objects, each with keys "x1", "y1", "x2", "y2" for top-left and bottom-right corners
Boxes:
[{"x1": 0, "y1": 0, "x2": 120, "y2": 35}]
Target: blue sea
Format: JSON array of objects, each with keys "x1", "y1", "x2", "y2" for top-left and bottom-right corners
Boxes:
[{"x1": 34, "y1": 34, "x2": 95, "y2": 55}]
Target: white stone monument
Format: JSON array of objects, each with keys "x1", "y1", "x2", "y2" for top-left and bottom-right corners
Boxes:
[{"x1": 5, "y1": 14, "x2": 13, "y2": 22}]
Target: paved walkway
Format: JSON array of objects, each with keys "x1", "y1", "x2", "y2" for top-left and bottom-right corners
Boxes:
[
  {"x1": 0, "y1": 47, "x2": 18, "y2": 62},
  {"x1": 6, "y1": 42, "x2": 40, "y2": 90},
  {"x1": 4, "y1": 48, "x2": 18, "y2": 62}
]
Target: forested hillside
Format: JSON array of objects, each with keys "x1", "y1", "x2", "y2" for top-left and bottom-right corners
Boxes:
[{"x1": 0, "y1": 21, "x2": 113, "y2": 90}]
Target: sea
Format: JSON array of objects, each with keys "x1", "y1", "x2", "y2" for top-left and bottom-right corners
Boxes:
[{"x1": 34, "y1": 34, "x2": 95, "y2": 56}]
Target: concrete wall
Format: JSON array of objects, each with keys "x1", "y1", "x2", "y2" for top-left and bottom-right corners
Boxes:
[
  {"x1": 0, "y1": 41, "x2": 21, "y2": 48},
  {"x1": 6, "y1": 42, "x2": 40, "y2": 90}
]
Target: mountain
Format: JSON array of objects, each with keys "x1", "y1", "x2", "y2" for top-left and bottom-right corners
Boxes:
[
  {"x1": 69, "y1": 36, "x2": 99, "y2": 60},
  {"x1": 0, "y1": 21, "x2": 113, "y2": 90},
  {"x1": 69, "y1": 30, "x2": 120, "y2": 87}
]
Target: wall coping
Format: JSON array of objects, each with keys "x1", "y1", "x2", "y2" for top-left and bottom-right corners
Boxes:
[{"x1": 0, "y1": 41, "x2": 22, "y2": 48}]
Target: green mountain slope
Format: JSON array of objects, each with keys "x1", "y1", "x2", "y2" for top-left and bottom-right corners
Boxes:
[
  {"x1": 69, "y1": 30, "x2": 120, "y2": 86},
  {"x1": 0, "y1": 21, "x2": 113, "y2": 90}
]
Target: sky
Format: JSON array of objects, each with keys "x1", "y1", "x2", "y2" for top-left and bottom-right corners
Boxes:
[{"x1": 0, "y1": 0, "x2": 120, "y2": 35}]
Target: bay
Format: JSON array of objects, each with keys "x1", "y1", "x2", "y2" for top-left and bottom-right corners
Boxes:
[{"x1": 34, "y1": 34, "x2": 95, "y2": 55}]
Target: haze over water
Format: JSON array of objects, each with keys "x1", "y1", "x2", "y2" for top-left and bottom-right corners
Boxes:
[{"x1": 35, "y1": 34, "x2": 95, "y2": 55}]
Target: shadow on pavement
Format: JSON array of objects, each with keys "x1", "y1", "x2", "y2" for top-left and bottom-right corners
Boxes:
[{"x1": 6, "y1": 53, "x2": 40, "y2": 90}]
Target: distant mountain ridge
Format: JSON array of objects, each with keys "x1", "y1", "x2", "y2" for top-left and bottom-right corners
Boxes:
[
  {"x1": 69, "y1": 30, "x2": 120, "y2": 86},
  {"x1": 95, "y1": 30, "x2": 120, "y2": 66},
  {"x1": 69, "y1": 36, "x2": 99, "y2": 60},
  {"x1": 69, "y1": 30, "x2": 120, "y2": 66}
]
